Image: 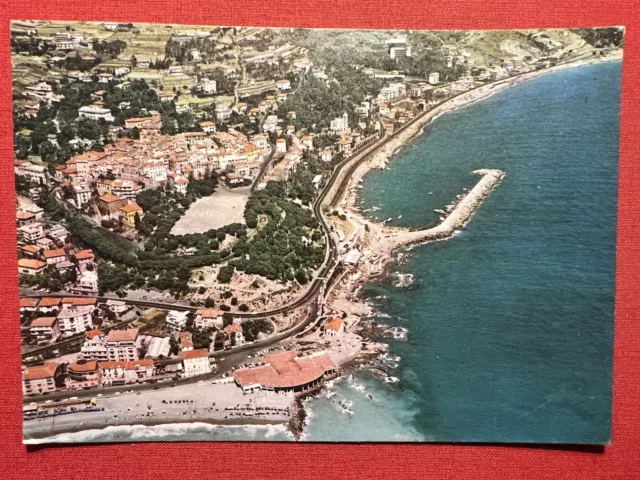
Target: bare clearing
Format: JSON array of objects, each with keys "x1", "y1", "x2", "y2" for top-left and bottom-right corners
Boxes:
[{"x1": 171, "y1": 185, "x2": 249, "y2": 235}]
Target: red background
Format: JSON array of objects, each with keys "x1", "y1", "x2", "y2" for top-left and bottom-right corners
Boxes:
[{"x1": 1, "y1": 1, "x2": 639, "y2": 478}]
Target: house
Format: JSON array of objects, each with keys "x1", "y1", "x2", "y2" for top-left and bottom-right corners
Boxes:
[
  {"x1": 97, "y1": 193, "x2": 127, "y2": 215},
  {"x1": 330, "y1": 112, "x2": 350, "y2": 135},
  {"x1": 37, "y1": 297, "x2": 62, "y2": 314},
  {"x1": 75, "y1": 249, "x2": 95, "y2": 265},
  {"x1": 23, "y1": 362, "x2": 59, "y2": 396},
  {"x1": 57, "y1": 304, "x2": 94, "y2": 336},
  {"x1": 320, "y1": 147, "x2": 333, "y2": 163},
  {"x1": 18, "y1": 258, "x2": 47, "y2": 276},
  {"x1": 224, "y1": 323, "x2": 244, "y2": 345},
  {"x1": 81, "y1": 329, "x2": 108, "y2": 361},
  {"x1": 66, "y1": 360, "x2": 101, "y2": 389},
  {"x1": 276, "y1": 138, "x2": 287, "y2": 153},
  {"x1": 195, "y1": 309, "x2": 224, "y2": 329},
  {"x1": 378, "y1": 83, "x2": 407, "y2": 102},
  {"x1": 100, "y1": 359, "x2": 155, "y2": 386},
  {"x1": 202, "y1": 78, "x2": 217, "y2": 94},
  {"x1": 78, "y1": 105, "x2": 115, "y2": 123},
  {"x1": 44, "y1": 248, "x2": 67, "y2": 265},
  {"x1": 20, "y1": 297, "x2": 40, "y2": 313},
  {"x1": 119, "y1": 202, "x2": 144, "y2": 227},
  {"x1": 428, "y1": 72, "x2": 440, "y2": 85},
  {"x1": 19, "y1": 222, "x2": 45, "y2": 242},
  {"x1": 182, "y1": 349, "x2": 211, "y2": 377},
  {"x1": 323, "y1": 317, "x2": 345, "y2": 337},
  {"x1": 106, "y1": 328, "x2": 140, "y2": 362},
  {"x1": 302, "y1": 135, "x2": 314, "y2": 151},
  {"x1": 179, "y1": 331, "x2": 194, "y2": 352},
  {"x1": 30, "y1": 317, "x2": 61, "y2": 344},
  {"x1": 199, "y1": 121, "x2": 216, "y2": 134},
  {"x1": 105, "y1": 299, "x2": 129, "y2": 314},
  {"x1": 167, "y1": 310, "x2": 189, "y2": 331},
  {"x1": 20, "y1": 244, "x2": 40, "y2": 257},
  {"x1": 276, "y1": 79, "x2": 291, "y2": 91}
]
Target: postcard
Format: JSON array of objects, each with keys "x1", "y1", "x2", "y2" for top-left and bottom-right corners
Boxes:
[{"x1": 13, "y1": 20, "x2": 622, "y2": 444}]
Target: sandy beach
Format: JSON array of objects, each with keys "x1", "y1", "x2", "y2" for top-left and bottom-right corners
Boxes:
[{"x1": 24, "y1": 381, "x2": 294, "y2": 442}]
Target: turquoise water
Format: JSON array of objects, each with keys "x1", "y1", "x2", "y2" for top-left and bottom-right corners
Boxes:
[
  {"x1": 305, "y1": 61, "x2": 620, "y2": 444},
  {"x1": 40, "y1": 62, "x2": 620, "y2": 444}
]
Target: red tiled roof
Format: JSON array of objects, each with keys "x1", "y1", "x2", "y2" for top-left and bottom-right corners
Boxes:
[
  {"x1": 30, "y1": 317, "x2": 57, "y2": 327},
  {"x1": 18, "y1": 259, "x2": 46, "y2": 270},
  {"x1": 195, "y1": 309, "x2": 224, "y2": 318},
  {"x1": 324, "y1": 317, "x2": 344, "y2": 332},
  {"x1": 182, "y1": 349, "x2": 209, "y2": 360},
  {"x1": 119, "y1": 202, "x2": 142, "y2": 214},
  {"x1": 23, "y1": 362, "x2": 57, "y2": 380},
  {"x1": 68, "y1": 360, "x2": 98, "y2": 372},
  {"x1": 99, "y1": 193, "x2": 123, "y2": 203},
  {"x1": 17, "y1": 210, "x2": 35, "y2": 220},
  {"x1": 20, "y1": 297, "x2": 40, "y2": 308},
  {"x1": 233, "y1": 350, "x2": 337, "y2": 389},
  {"x1": 85, "y1": 329, "x2": 104, "y2": 339},
  {"x1": 21, "y1": 245, "x2": 40, "y2": 254},
  {"x1": 44, "y1": 248, "x2": 66, "y2": 259},
  {"x1": 62, "y1": 297, "x2": 97, "y2": 306},
  {"x1": 74, "y1": 249, "x2": 94, "y2": 260},
  {"x1": 106, "y1": 328, "x2": 139, "y2": 342},
  {"x1": 224, "y1": 324, "x2": 243, "y2": 333},
  {"x1": 37, "y1": 297, "x2": 62, "y2": 307},
  {"x1": 99, "y1": 359, "x2": 154, "y2": 370}
]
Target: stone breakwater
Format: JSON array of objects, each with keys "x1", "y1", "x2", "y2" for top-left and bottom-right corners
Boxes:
[{"x1": 384, "y1": 169, "x2": 506, "y2": 250}]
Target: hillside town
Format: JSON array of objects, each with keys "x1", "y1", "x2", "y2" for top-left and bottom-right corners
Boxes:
[{"x1": 13, "y1": 21, "x2": 623, "y2": 441}]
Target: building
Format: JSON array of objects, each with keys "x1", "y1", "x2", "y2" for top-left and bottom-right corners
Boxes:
[
  {"x1": 81, "y1": 329, "x2": 108, "y2": 361},
  {"x1": 276, "y1": 138, "x2": 287, "y2": 153},
  {"x1": 20, "y1": 297, "x2": 39, "y2": 313},
  {"x1": 57, "y1": 304, "x2": 94, "y2": 336},
  {"x1": 98, "y1": 193, "x2": 127, "y2": 215},
  {"x1": 179, "y1": 331, "x2": 194, "y2": 352},
  {"x1": 428, "y1": 72, "x2": 440, "y2": 85},
  {"x1": 195, "y1": 309, "x2": 224, "y2": 329},
  {"x1": 166, "y1": 310, "x2": 189, "y2": 331},
  {"x1": 323, "y1": 317, "x2": 345, "y2": 337},
  {"x1": 15, "y1": 160, "x2": 48, "y2": 183},
  {"x1": 330, "y1": 112, "x2": 350, "y2": 135},
  {"x1": 224, "y1": 323, "x2": 244, "y2": 345},
  {"x1": 233, "y1": 350, "x2": 337, "y2": 393},
  {"x1": 99, "y1": 359, "x2": 155, "y2": 386},
  {"x1": 105, "y1": 328, "x2": 140, "y2": 362},
  {"x1": 37, "y1": 297, "x2": 62, "y2": 314},
  {"x1": 18, "y1": 258, "x2": 47, "y2": 276},
  {"x1": 66, "y1": 360, "x2": 101, "y2": 390},
  {"x1": 78, "y1": 105, "x2": 115, "y2": 122},
  {"x1": 75, "y1": 249, "x2": 95, "y2": 265},
  {"x1": 378, "y1": 83, "x2": 407, "y2": 102},
  {"x1": 182, "y1": 349, "x2": 211, "y2": 377},
  {"x1": 30, "y1": 317, "x2": 61, "y2": 344},
  {"x1": 23, "y1": 363, "x2": 59, "y2": 396},
  {"x1": 202, "y1": 78, "x2": 217, "y2": 94},
  {"x1": 19, "y1": 222, "x2": 45, "y2": 242},
  {"x1": 44, "y1": 248, "x2": 67, "y2": 265},
  {"x1": 119, "y1": 202, "x2": 144, "y2": 227}
]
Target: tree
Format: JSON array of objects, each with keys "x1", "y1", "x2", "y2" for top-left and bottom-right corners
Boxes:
[
  {"x1": 204, "y1": 297, "x2": 216, "y2": 308},
  {"x1": 217, "y1": 265, "x2": 235, "y2": 283}
]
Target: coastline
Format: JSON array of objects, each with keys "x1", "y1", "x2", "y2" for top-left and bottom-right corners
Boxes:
[{"x1": 324, "y1": 51, "x2": 622, "y2": 321}]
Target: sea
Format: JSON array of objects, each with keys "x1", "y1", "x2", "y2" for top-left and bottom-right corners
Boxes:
[{"x1": 37, "y1": 61, "x2": 621, "y2": 444}]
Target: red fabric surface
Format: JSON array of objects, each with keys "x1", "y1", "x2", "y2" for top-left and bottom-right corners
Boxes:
[{"x1": 1, "y1": 1, "x2": 639, "y2": 478}]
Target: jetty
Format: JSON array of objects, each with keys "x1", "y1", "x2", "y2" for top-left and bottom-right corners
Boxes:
[{"x1": 377, "y1": 169, "x2": 505, "y2": 251}]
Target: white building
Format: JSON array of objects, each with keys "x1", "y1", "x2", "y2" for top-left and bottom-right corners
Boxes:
[
  {"x1": 378, "y1": 83, "x2": 407, "y2": 102},
  {"x1": 195, "y1": 309, "x2": 224, "y2": 329},
  {"x1": 428, "y1": 72, "x2": 440, "y2": 85},
  {"x1": 105, "y1": 328, "x2": 140, "y2": 362},
  {"x1": 81, "y1": 329, "x2": 108, "y2": 361},
  {"x1": 202, "y1": 78, "x2": 217, "y2": 94},
  {"x1": 57, "y1": 305, "x2": 94, "y2": 336},
  {"x1": 330, "y1": 112, "x2": 350, "y2": 136},
  {"x1": 30, "y1": 317, "x2": 61, "y2": 344},
  {"x1": 182, "y1": 349, "x2": 212, "y2": 377},
  {"x1": 78, "y1": 105, "x2": 115, "y2": 123},
  {"x1": 166, "y1": 310, "x2": 190, "y2": 331}
]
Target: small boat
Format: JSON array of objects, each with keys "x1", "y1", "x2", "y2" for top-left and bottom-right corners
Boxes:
[
  {"x1": 439, "y1": 216, "x2": 445, "y2": 221},
  {"x1": 397, "y1": 215, "x2": 402, "y2": 219},
  {"x1": 434, "y1": 209, "x2": 446, "y2": 214},
  {"x1": 386, "y1": 217, "x2": 393, "y2": 222},
  {"x1": 428, "y1": 192, "x2": 433, "y2": 195}
]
